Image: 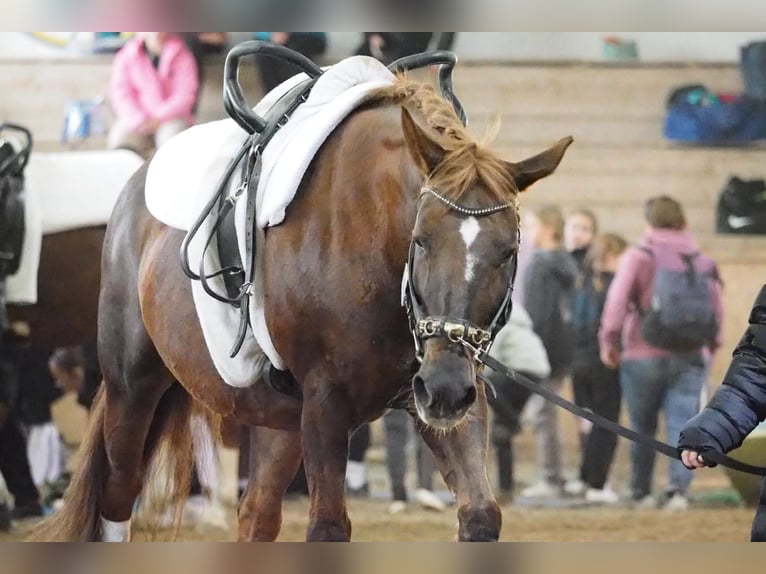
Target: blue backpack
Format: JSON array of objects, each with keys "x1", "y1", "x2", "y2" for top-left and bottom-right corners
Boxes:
[{"x1": 639, "y1": 246, "x2": 719, "y2": 352}]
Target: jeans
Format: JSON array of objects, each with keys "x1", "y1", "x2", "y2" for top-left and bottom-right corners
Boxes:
[
  {"x1": 383, "y1": 410, "x2": 437, "y2": 500},
  {"x1": 524, "y1": 376, "x2": 565, "y2": 484},
  {"x1": 620, "y1": 353, "x2": 707, "y2": 498}
]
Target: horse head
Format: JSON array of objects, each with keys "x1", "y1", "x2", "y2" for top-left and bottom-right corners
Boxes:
[{"x1": 401, "y1": 107, "x2": 572, "y2": 430}]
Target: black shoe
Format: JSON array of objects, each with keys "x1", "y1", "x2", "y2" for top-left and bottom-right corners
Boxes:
[
  {"x1": 0, "y1": 503, "x2": 11, "y2": 532},
  {"x1": 12, "y1": 502, "x2": 44, "y2": 520}
]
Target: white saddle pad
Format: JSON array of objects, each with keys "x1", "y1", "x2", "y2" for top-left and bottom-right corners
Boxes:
[
  {"x1": 145, "y1": 56, "x2": 395, "y2": 388},
  {"x1": 6, "y1": 149, "x2": 144, "y2": 304}
]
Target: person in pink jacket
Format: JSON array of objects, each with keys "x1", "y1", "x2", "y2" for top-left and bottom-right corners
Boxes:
[
  {"x1": 107, "y1": 33, "x2": 199, "y2": 158},
  {"x1": 599, "y1": 196, "x2": 723, "y2": 511}
]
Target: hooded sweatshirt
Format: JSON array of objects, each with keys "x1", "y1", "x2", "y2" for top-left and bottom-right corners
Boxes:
[
  {"x1": 599, "y1": 228, "x2": 724, "y2": 362},
  {"x1": 523, "y1": 248, "x2": 579, "y2": 378},
  {"x1": 109, "y1": 36, "x2": 199, "y2": 131},
  {"x1": 490, "y1": 304, "x2": 551, "y2": 380}
]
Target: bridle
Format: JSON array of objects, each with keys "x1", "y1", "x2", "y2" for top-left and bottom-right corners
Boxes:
[{"x1": 402, "y1": 185, "x2": 520, "y2": 366}]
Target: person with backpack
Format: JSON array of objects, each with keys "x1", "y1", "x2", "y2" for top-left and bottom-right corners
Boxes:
[
  {"x1": 600, "y1": 196, "x2": 723, "y2": 511},
  {"x1": 567, "y1": 233, "x2": 628, "y2": 504}
]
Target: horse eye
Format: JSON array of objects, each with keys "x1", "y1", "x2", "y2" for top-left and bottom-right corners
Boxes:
[
  {"x1": 498, "y1": 247, "x2": 517, "y2": 265},
  {"x1": 414, "y1": 237, "x2": 429, "y2": 252}
]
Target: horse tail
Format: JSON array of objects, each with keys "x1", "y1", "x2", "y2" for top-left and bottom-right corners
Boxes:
[
  {"x1": 30, "y1": 383, "x2": 200, "y2": 541},
  {"x1": 28, "y1": 386, "x2": 109, "y2": 541}
]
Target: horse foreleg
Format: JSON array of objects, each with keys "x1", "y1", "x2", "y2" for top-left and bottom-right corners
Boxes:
[
  {"x1": 238, "y1": 426, "x2": 302, "y2": 541},
  {"x1": 301, "y1": 380, "x2": 353, "y2": 542},
  {"x1": 416, "y1": 384, "x2": 501, "y2": 542}
]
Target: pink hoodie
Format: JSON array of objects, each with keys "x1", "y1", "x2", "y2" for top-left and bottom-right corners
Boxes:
[
  {"x1": 599, "y1": 228, "x2": 724, "y2": 361},
  {"x1": 109, "y1": 35, "x2": 199, "y2": 131}
]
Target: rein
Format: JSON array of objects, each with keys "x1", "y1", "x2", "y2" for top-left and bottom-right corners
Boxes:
[{"x1": 477, "y1": 352, "x2": 766, "y2": 477}]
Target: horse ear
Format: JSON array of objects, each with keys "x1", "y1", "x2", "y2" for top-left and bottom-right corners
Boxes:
[
  {"x1": 401, "y1": 108, "x2": 446, "y2": 175},
  {"x1": 507, "y1": 136, "x2": 573, "y2": 191}
]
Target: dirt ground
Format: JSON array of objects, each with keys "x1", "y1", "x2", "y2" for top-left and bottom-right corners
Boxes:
[
  {"x1": 2, "y1": 412, "x2": 759, "y2": 542},
  {"x1": 4, "y1": 498, "x2": 755, "y2": 542}
]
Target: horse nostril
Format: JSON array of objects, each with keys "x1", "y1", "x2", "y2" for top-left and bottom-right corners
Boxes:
[{"x1": 413, "y1": 374, "x2": 432, "y2": 407}]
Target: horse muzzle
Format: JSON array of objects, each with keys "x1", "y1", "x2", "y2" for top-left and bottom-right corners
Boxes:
[{"x1": 412, "y1": 345, "x2": 477, "y2": 429}]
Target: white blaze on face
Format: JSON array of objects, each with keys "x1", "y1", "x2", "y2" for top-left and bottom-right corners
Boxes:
[{"x1": 460, "y1": 217, "x2": 481, "y2": 283}]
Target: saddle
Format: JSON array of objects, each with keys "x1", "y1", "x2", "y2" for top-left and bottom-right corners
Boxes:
[
  {"x1": 0, "y1": 124, "x2": 32, "y2": 332},
  {"x1": 180, "y1": 41, "x2": 467, "y2": 395}
]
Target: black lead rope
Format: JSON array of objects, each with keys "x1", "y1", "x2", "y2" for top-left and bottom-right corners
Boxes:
[{"x1": 478, "y1": 353, "x2": 766, "y2": 477}]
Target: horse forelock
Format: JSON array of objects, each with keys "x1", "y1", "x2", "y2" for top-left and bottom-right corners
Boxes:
[{"x1": 371, "y1": 76, "x2": 518, "y2": 207}]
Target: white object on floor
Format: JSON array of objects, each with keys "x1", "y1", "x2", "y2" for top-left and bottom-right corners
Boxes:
[
  {"x1": 6, "y1": 149, "x2": 144, "y2": 304},
  {"x1": 145, "y1": 56, "x2": 396, "y2": 388},
  {"x1": 100, "y1": 517, "x2": 131, "y2": 542},
  {"x1": 388, "y1": 500, "x2": 407, "y2": 515}
]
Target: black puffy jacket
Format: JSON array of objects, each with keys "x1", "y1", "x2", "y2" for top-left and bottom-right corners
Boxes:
[{"x1": 678, "y1": 285, "x2": 766, "y2": 454}]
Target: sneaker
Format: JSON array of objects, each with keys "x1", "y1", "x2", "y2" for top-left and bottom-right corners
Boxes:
[
  {"x1": 563, "y1": 479, "x2": 587, "y2": 497},
  {"x1": 414, "y1": 488, "x2": 447, "y2": 512},
  {"x1": 585, "y1": 487, "x2": 620, "y2": 505},
  {"x1": 520, "y1": 480, "x2": 561, "y2": 499},
  {"x1": 388, "y1": 500, "x2": 407, "y2": 515},
  {"x1": 631, "y1": 494, "x2": 657, "y2": 510},
  {"x1": 662, "y1": 492, "x2": 689, "y2": 512}
]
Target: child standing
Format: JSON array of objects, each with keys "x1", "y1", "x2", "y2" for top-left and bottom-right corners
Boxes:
[
  {"x1": 519, "y1": 206, "x2": 579, "y2": 498},
  {"x1": 569, "y1": 234, "x2": 628, "y2": 503}
]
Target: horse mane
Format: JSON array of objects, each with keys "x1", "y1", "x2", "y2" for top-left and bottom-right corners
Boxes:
[{"x1": 370, "y1": 76, "x2": 518, "y2": 206}]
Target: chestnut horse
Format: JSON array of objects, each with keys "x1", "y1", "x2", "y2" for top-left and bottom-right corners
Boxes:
[{"x1": 35, "y1": 76, "x2": 571, "y2": 542}]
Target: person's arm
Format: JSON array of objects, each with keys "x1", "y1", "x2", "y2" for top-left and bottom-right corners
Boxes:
[
  {"x1": 109, "y1": 48, "x2": 149, "y2": 131},
  {"x1": 598, "y1": 248, "x2": 642, "y2": 366},
  {"x1": 152, "y1": 44, "x2": 200, "y2": 124},
  {"x1": 710, "y1": 266, "x2": 725, "y2": 354},
  {"x1": 680, "y1": 285, "x2": 766, "y2": 467}
]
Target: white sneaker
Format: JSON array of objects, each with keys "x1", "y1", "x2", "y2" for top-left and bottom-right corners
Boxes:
[
  {"x1": 388, "y1": 500, "x2": 407, "y2": 515},
  {"x1": 520, "y1": 481, "x2": 560, "y2": 499},
  {"x1": 563, "y1": 479, "x2": 587, "y2": 497},
  {"x1": 414, "y1": 488, "x2": 447, "y2": 512},
  {"x1": 585, "y1": 487, "x2": 620, "y2": 505},
  {"x1": 662, "y1": 493, "x2": 689, "y2": 512},
  {"x1": 632, "y1": 494, "x2": 657, "y2": 510}
]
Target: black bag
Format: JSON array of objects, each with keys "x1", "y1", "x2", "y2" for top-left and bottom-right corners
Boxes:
[
  {"x1": 0, "y1": 131, "x2": 29, "y2": 277},
  {"x1": 716, "y1": 176, "x2": 766, "y2": 235},
  {"x1": 741, "y1": 41, "x2": 766, "y2": 102}
]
